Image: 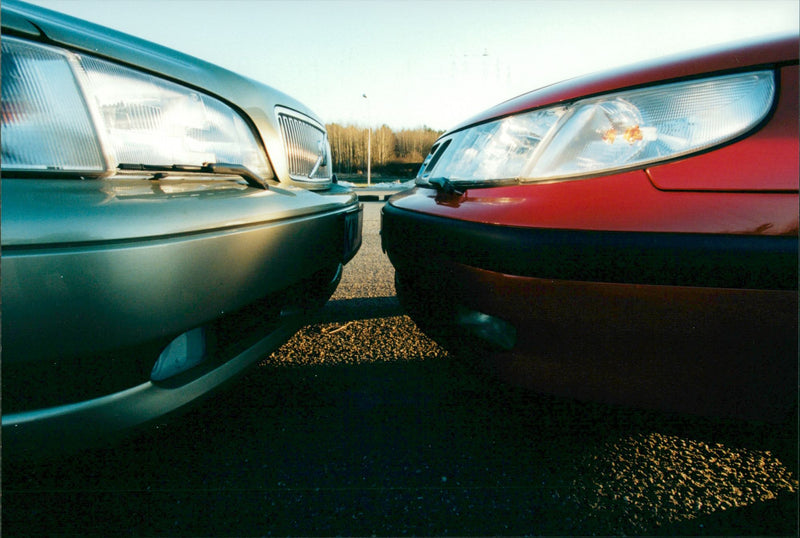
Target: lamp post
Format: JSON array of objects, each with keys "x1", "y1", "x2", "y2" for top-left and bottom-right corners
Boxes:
[{"x1": 362, "y1": 93, "x2": 371, "y2": 185}]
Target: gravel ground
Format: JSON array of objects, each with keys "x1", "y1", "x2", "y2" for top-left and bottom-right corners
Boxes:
[{"x1": 2, "y1": 201, "x2": 797, "y2": 537}]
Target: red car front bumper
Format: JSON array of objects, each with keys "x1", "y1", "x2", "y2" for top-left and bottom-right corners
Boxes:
[{"x1": 382, "y1": 196, "x2": 797, "y2": 421}]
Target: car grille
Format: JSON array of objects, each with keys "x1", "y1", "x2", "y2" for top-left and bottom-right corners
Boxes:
[{"x1": 277, "y1": 110, "x2": 331, "y2": 183}]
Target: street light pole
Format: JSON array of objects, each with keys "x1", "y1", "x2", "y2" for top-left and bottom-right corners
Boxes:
[{"x1": 362, "y1": 93, "x2": 371, "y2": 185}]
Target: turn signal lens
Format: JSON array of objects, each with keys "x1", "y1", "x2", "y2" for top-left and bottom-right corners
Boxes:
[{"x1": 1, "y1": 38, "x2": 105, "y2": 173}]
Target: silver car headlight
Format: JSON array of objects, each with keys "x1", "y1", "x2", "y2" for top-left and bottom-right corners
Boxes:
[
  {"x1": 1, "y1": 36, "x2": 274, "y2": 181},
  {"x1": 418, "y1": 71, "x2": 775, "y2": 187}
]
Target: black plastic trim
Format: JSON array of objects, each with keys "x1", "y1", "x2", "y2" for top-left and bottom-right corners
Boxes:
[{"x1": 382, "y1": 203, "x2": 798, "y2": 290}]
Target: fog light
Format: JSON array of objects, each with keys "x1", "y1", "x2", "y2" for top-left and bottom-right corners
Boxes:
[
  {"x1": 151, "y1": 328, "x2": 207, "y2": 381},
  {"x1": 455, "y1": 307, "x2": 517, "y2": 350}
]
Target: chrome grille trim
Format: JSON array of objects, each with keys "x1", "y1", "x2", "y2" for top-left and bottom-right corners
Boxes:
[{"x1": 276, "y1": 107, "x2": 331, "y2": 183}]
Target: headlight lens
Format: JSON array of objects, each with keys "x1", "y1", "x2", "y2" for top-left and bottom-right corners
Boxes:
[
  {"x1": 419, "y1": 71, "x2": 775, "y2": 186},
  {"x1": 1, "y1": 36, "x2": 273, "y2": 180}
]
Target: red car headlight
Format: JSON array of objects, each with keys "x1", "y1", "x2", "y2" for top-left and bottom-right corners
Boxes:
[{"x1": 419, "y1": 71, "x2": 775, "y2": 187}]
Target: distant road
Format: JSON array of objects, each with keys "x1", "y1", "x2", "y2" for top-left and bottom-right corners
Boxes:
[{"x1": 346, "y1": 180, "x2": 413, "y2": 201}]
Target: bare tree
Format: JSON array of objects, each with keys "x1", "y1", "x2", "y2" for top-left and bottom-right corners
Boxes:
[{"x1": 326, "y1": 123, "x2": 444, "y2": 178}]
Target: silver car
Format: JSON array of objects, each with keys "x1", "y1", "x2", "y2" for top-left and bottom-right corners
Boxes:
[{"x1": 1, "y1": 0, "x2": 362, "y2": 456}]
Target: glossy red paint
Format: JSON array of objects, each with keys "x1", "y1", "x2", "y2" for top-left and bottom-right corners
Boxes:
[
  {"x1": 439, "y1": 259, "x2": 797, "y2": 421},
  {"x1": 390, "y1": 175, "x2": 798, "y2": 235}
]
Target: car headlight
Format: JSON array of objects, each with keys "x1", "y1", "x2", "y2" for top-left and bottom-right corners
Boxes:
[
  {"x1": 419, "y1": 71, "x2": 775, "y2": 187},
  {"x1": 1, "y1": 36, "x2": 273, "y2": 181}
]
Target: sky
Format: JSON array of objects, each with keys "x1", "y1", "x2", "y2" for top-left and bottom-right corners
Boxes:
[{"x1": 26, "y1": 0, "x2": 800, "y2": 132}]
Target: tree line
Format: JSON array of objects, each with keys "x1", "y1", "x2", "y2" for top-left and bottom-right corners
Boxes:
[{"x1": 326, "y1": 123, "x2": 444, "y2": 179}]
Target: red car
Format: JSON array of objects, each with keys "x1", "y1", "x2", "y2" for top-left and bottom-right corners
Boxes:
[{"x1": 382, "y1": 34, "x2": 798, "y2": 422}]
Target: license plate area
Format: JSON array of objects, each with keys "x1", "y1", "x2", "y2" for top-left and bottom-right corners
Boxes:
[{"x1": 342, "y1": 206, "x2": 363, "y2": 263}]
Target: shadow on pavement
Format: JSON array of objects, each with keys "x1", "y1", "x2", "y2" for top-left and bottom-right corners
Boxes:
[{"x1": 3, "y1": 351, "x2": 797, "y2": 537}]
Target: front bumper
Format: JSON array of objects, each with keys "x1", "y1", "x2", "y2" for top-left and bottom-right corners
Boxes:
[
  {"x1": 2, "y1": 265, "x2": 343, "y2": 457},
  {"x1": 382, "y1": 201, "x2": 798, "y2": 420},
  {"x1": 2, "y1": 180, "x2": 363, "y2": 456},
  {"x1": 382, "y1": 201, "x2": 798, "y2": 290}
]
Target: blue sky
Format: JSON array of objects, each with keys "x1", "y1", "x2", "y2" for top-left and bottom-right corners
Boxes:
[{"x1": 28, "y1": 0, "x2": 800, "y2": 131}]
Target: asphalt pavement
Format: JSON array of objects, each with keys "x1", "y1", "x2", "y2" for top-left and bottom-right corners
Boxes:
[{"x1": 3, "y1": 202, "x2": 797, "y2": 537}]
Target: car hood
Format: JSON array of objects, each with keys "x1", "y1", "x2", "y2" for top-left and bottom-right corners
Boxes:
[{"x1": 1, "y1": 0, "x2": 326, "y2": 186}]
